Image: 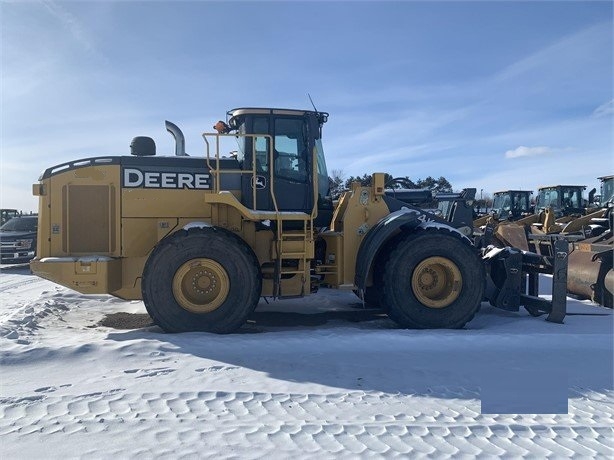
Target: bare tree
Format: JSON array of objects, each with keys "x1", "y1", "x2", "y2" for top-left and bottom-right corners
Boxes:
[{"x1": 329, "y1": 169, "x2": 346, "y2": 199}]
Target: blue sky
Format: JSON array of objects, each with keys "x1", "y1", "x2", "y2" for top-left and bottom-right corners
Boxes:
[{"x1": 2, "y1": 0, "x2": 612, "y2": 212}]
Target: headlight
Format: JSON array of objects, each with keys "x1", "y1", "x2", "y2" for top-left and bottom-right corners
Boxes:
[{"x1": 16, "y1": 239, "x2": 33, "y2": 249}]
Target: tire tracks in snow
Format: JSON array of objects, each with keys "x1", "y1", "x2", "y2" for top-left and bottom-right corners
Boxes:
[
  {"x1": 1, "y1": 389, "x2": 613, "y2": 457},
  {"x1": 0, "y1": 276, "x2": 41, "y2": 294}
]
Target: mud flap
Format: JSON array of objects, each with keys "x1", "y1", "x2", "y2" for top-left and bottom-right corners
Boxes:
[{"x1": 482, "y1": 238, "x2": 568, "y2": 323}]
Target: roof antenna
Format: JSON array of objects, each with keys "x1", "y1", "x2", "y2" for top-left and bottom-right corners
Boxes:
[
  {"x1": 308, "y1": 93, "x2": 319, "y2": 113},
  {"x1": 307, "y1": 93, "x2": 328, "y2": 127}
]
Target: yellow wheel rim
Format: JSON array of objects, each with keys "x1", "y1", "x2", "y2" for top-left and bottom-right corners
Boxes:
[
  {"x1": 411, "y1": 256, "x2": 462, "y2": 309},
  {"x1": 172, "y1": 259, "x2": 230, "y2": 313}
]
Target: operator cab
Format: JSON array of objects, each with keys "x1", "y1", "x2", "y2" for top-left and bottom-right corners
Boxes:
[
  {"x1": 598, "y1": 175, "x2": 614, "y2": 207},
  {"x1": 535, "y1": 185, "x2": 586, "y2": 217},
  {"x1": 227, "y1": 108, "x2": 333, "y2": 227},
  {"x1": 491, "y1": 190, "x2": 533, "y2": 220}
]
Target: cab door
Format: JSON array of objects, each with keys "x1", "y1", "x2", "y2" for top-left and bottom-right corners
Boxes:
[
  {"x1": 271, "y1": 117, "x2": 313, "y2": 212},
  {"x1": 240, "y1": 114, "x2": 314, "y2": 214},
  {"x1": 241, "y1": 117, "x2": 272, "y2": 212}
]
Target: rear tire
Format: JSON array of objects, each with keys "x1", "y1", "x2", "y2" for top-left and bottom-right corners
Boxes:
[
  {"x1": 382, "y1": 228, "x2": 484, "y2": 329},
  {"x1": 142, "y1": 227, "x2": 261, "y2": 333}
]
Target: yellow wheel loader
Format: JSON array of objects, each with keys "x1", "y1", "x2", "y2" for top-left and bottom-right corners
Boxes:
[
  {"x1": 30, "y1": 107, "x2": 568, "y2": 333},
  {"x1": 473, "y1": 190, "x2": 533, "y2": 228}
]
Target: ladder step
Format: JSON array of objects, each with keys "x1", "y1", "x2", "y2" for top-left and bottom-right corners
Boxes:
[
  {"x1": 272, "y1": 215, "x2": 312, "y2": 297},
  {"x1": 281, "y1": 252, "x2": 306, "y2": 258},
  {"x1": 280, "y1": 270, "x2": 304, "y2": 275}
]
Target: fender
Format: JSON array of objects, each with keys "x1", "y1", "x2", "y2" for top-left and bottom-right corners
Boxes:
[
  {"x1": 354, "y1": 209, "x2": 469, "y2": 290},
  {"x1": 182, "y1": 221, "x2": 212, "y2": 230}
]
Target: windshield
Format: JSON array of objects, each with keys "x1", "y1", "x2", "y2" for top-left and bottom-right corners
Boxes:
[
  {"x1": 1, "y1": 217, "x2": 37, "y2": 232},
  {"x1": 315, "y1": 139, "x2": 329, "y2": 199},
  {"x1": 561, "y1": 187, "x2": 582, "y2": 209},
  {"x1": 438, "y1": 201, "x2": 452, "y2": 218},
  {"x1": 492, "y1": 193, "x2": 510, "y2": 212},
  {"x1": 512, "y1": 192, "x2": 530, "y2": 212},
  {"x1": 537, "y1": 188, "x2": 558, "y2": 210},
  {"x1": 601, "y1": 178, "x2": 614, "y2": 204}
]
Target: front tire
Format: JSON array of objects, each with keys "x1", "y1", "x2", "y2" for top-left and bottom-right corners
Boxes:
[
  {"x1": 352, "y1": 245, "x2": 389, "y2": 309},
  {"x1": 142, "y1": 227, "x2": 261, "y2": 333},
  {"x1": 353, "y1": 285, "x2": 384, "y2": 309},
  {"x1": 382, "y1": 228, "x2": 484, "y2": 329}
]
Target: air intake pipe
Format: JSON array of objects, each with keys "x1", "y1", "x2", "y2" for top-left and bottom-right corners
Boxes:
[{"x1": 165, "y1": 120, "x2": 187, "y2": 156}]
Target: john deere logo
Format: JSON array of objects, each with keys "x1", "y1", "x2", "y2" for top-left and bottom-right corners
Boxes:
[
  {"x1": 252, "y1": 176, "x2": 267, "y2": 189},
  {"x1": 122, "y1": 167, "x2": 210, "y2": 189}
]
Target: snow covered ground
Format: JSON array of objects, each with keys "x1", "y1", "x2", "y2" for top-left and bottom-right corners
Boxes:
[{"x1": 1, "y1": 264, "x2": 613, "y2": 458}]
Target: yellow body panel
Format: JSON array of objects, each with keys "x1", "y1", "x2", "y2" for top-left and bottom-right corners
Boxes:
[
  {"x1": 122, "y1": 187, "x2": 213, "y2": 218},
  {"x1": 319, "y1": 175, "x2": 390, "y2": 288},
  {"x1": 31, "y1": 159, "x2": 333, "y2": 299},
  {"x1": 32, "y1": 151, "x2": 390, "y2": 303}
]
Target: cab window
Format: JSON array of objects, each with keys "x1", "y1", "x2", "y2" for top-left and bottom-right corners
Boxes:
[
  {"x1": 274, "y1": 118, "x2": 308, "y2": 182},
  {"x1": 253, "y1": 117, "x2": 269, "y2": 172}
]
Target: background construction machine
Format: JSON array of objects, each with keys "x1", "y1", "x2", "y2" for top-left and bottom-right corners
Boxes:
[
  {"x1": 480, "y1": 177, "x2": 613, "y2": 308},
  {"x1": 1, "y1": 209, "x2": 19, "y2": 225},
  {"x1": 483, "y1": 183, "x2": 602, "y2": 247},
  {"x1": 381, "y1": 181, "x2": 476, "y2": 235},
  {"x1": 534, "y1": 184, "x2": 597, "y2": 219},
  {"x1": 566, "y1": 175, "x2": 613, "y2": 307},
  {"x1": 30, "y1": 107, "x2": 568, "y2": 333},
  {"x1": 473, "y1": 190, "x2": 533, "y2": 227}
]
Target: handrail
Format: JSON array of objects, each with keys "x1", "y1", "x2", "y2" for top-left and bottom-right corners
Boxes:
[
  {"x1": 311, "y1": 146, "x2": 318, "y2": 220},
  {"x1": 202, "y1": 131, "x2": 317, "y2": 299},
  {"x1": 202, "y1": 132, "x2": 275, "y2": 214}
]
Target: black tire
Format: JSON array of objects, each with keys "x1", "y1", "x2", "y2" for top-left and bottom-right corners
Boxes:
[
  {"x1": 142, "y1": 227, "x2": 261, "y2": 333},
  {"x1": 352, "y1": 243, "x2": 391, "y2": 309},
  {"x1": 382, "y1": 228, "x2": 484, "y2": 329},
  {"x1": 352, "y1": 286, "x2": 384, "y2": 309}
]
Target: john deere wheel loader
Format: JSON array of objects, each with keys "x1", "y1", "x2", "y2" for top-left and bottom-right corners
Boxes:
[{"x1": 30, "y1": 107, "x2": 568, "y2": 333}]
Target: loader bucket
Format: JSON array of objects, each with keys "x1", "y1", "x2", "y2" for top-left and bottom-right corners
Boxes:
[
  {"x1": 483, "y1": 238, "x2": 569, "y2": 323},
  {"x1": 568, "y1": 237, "x2": 614, "y2": 308},
  {"x1": 494, "y1": 222, "x2": 530, "y2": 251}
]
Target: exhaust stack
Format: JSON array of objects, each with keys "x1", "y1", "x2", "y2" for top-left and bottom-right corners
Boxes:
[{"x1": 165, "y1": 120, "x2": 187, "y2": 156}]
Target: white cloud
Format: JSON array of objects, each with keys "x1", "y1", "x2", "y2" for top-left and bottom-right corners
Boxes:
[
  {"x1": 494, "y1": 22, "x2": 610, "y2": 83},
  {"x1": 592, "y1": 99, "x2": 614, "y2": 118},
  {"x1": 504, "y1": 146, "x2": 554, "y2": 159},
  {"x1": 41, "y1": 0, "x2": 96, "y2": 54}
]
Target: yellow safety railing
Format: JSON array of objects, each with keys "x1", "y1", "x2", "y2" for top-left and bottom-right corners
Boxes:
[
  {"x1": 203, "y1": 132, "x2": 275, "y2": 213},
  {"x1": 202, "y1": 132, "x2": 319, "y2": 297}
]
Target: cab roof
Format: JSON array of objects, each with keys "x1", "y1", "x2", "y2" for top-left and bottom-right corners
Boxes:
[
  {"x1": 227, "y1": 108, "x2": 328, "y2": 126},
  {"x1": 227, "y1": 107, "x2": 327, "y2": 118},
  {"x1": 538, "y1": 185, "x2": 586, "y2": 190},
  {"x1": 493, "y1": 190, "x2": 532, "y2": 195}
]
